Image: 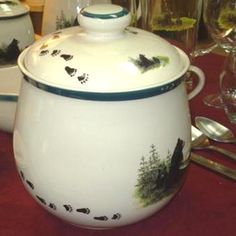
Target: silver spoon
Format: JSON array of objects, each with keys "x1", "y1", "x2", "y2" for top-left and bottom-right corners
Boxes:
[
  {"x1": 191, "y1": 125, "x2": 236, "y2": 161},
  {"x1": 190, "y1": 153, "x2": 236, "y2": 181},
  {"x1": 195, "y1": 116, "x2": 236, "y2": 143}
]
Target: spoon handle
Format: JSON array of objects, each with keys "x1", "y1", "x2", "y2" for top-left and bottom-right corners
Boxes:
[
  {"x1": 221, "y1": 138, "x2": 236, "y2": 144},
  {"x1": 191, "y1": 153, "x2": 236, "y2": 181},
  {"x1": 208, "y1": 145, "x2": 236, "y2": 162}
]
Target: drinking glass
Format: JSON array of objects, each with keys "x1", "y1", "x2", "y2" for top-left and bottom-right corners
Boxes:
[
  {"x1": 41, "y1": 0, "x2": 112, "y2": 35},
  {"x1": 202, "y1": 0, "x2": 236, "y2": 108},
  {"x1": 112, "y1": 0, "x2": 140, "y2": 26}
]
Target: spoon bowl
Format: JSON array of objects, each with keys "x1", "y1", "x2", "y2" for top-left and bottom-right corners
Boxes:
[
  {"x1": 191, "y1": 125, "x2": 211, "y2": 148},
  {"x1": 191, "y1": 125, "x2": 236, "y2": 162},
  {"x1": 195, "y1": 116, "x2": 236, "y2": 143}
]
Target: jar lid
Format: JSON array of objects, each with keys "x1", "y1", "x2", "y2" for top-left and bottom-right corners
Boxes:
[
  {"x1": 0, "y1": 0, "x2": 29, "y2": 18},
  {"x1": 19, "y1": 4, "x2": 190, "y2": 96}
]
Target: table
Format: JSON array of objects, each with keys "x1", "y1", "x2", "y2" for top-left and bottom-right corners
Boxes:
[{"x1": 0, "y1": 53, "x2": 236, "y2": 236}]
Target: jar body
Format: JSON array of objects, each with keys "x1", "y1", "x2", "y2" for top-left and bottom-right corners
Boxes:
[
  {"x1": 13, "y1": 77, "x2": 191, "y2": 228},
  {"x1": 0, "y1": 12, "x2": 34, "y2": 132}
]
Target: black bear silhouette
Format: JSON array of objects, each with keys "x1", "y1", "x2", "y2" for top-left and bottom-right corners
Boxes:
[
  {"x1": 165, "y1": 138, "x2": 184, "y2": 190},
  {"x1": 3, "y1": 39, "x2": 21, "y2": 61},
  {"x1": 138, "y1": 54, "x2": 160, "y2": 68},
  {"x1": 0, "y1": 38, "x2": 21, "y2": 64}
]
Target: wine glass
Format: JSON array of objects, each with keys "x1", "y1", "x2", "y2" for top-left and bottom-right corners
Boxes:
[{"x1": 202, "y1": 0, "x2": 236, "y2": 108}]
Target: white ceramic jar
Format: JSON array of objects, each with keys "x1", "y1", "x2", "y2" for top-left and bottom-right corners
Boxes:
[
  {"x1": 14, "y1": 4, "x2": 204, "y2": 229},
  {"x1": 0, "y1": 0, "x2": 35, "y2": 132},
  {"x1": 0, "y1": 0, "x2": 34, "y2": 60}
]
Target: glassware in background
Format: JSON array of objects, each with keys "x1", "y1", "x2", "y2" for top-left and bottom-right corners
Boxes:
[
  {"x1": 220, "y1": 47, "x2": 236, "y2": 124},
  {"x1": 140, "y1": 0, "x2": 203, "y2": 93},
  {"x1": 41, "y1": 0, "x2": 112, "y2": 35},
  {"x1": 202, "y1": 0, "x2": 236, "y2": 108},
  {"x1": 112, "y1": 0, "x2": 140, "y2": 26}
]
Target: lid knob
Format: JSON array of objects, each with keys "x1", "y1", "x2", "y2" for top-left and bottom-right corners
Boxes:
[{"x1": 78, "y1": 4, "x2": 131, "y2": 39}]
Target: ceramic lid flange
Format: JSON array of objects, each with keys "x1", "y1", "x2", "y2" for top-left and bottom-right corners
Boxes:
[{"x1": 19, "y1": 4, "x2": 190, "y2": 94}]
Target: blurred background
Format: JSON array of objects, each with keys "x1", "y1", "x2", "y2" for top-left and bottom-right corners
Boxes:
[{"x1": 19, "y1": 0, "x2": 227, "y2": 56}]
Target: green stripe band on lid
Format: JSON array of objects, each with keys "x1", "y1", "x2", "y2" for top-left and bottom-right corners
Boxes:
[{"x1": 81, "y1": 6, "x2": 129, "y2": 19}]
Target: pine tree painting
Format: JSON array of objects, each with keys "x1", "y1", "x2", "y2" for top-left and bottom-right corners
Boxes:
[{"x1": 134, "y1": 139, "x2": 186, "y2": 207}]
